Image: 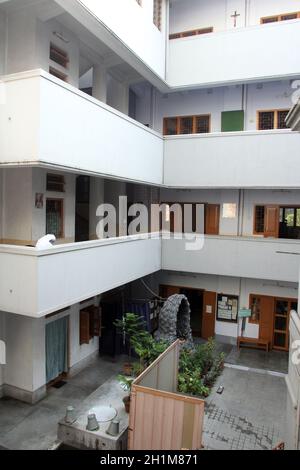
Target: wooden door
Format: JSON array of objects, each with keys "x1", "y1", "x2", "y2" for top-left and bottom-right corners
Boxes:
[
  {"x1": 259, "y1": 296, "x2": 274, "y2": 343},
  {"x1": 264, "y1": 205, "x2": 279, "y2": 238},
  {"x1": 205, "y1": 205, "x2": 220, "y2": 235},
  {"x1": 202, "y1": 291, "x2": 216, "y2": 340},
  {"x1": 160, "y1": 285, "x2": 181, "y2": 299}
]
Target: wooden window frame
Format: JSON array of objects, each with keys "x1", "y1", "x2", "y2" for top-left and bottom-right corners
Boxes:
[
  {"x1": 257, "y1": 109, "x2": 290, "y2": 130},
  {"x1": 169, "y1": 27, "x2": 213, "y2": 40},
  {"x1": 163, "y1": 115, "x2": 211, "y2": 136},
  {"x1": 261, "y1": 12, "x2": 300, "y2": 24},
  {"x1": 46, "y1": 198, "x2": 64, "y2": 239},
  {"x1": 253, "y1": 204, "x2": 300, "y2": 237}
]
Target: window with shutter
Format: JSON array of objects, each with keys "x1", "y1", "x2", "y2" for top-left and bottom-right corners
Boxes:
[{"x1": 79, "y1": 306, "x2": 101, "y2": 345}]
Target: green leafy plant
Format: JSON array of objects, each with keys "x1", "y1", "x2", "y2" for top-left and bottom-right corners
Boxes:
[
  {"x1": 117, "y1": 374, "x2": 134, "y2": 392},
  {"x1": 178, "y1": 339, "x2": 224, "y2": 398}
]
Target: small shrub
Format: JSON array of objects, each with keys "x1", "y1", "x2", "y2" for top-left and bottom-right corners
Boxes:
[{"x1": 178, "y1": 339, "x2": 224, "y2": 398}]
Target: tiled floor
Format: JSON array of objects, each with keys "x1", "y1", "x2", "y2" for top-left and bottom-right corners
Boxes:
[
  {"x1": 203, "y1": 366, "x2": 287, "y2": 450},
  {"x1": 225, "y1": 347, "x2": 288, "y2": 374}
]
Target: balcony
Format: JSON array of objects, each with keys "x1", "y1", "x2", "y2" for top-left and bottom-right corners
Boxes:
[
  {"x1": 0, "y1": 70, "x2": 163, "y2": 185},
  {"x1": 0, "y1": 234, "x2": 161, "y2": 318},
  {"x1": 162, "y1": 235, "x2": 300, "y2": 283},
  {"x1": 163, "y1": 130, "x2": 300, "y2": 188},
  {"x1": 167, "y1": 21, "x2": 300, "y2": 88}
]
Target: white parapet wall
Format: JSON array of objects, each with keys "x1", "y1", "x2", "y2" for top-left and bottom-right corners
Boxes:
[
  {"x1": 167, "y1": 21, "x2": 300, "y2": 88},
  {"x1": 164, "y1": 130, "x2": 300, "y2": 188},
  {"x1": 162, "y1": 235, "x2": 300, "y2": 283},
  {"x1": 0, "y1": 70, "x2": 164, "y2": 185},
  {"x1": 0, "y1": 234, "x2": 162, "y2": 318}
]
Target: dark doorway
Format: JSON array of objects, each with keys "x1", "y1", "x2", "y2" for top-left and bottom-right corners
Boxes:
[
  {"x1": 180, "y1": 288, "x2": 203, "y2": 337},
  {"x1": 75, "y1": 176, "x2": 90, "y2": 242}
]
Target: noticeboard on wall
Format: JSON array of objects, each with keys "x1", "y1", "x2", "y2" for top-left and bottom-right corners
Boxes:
[{"x1": 217, "y1": 294, "x2": 239, "y2": 323}]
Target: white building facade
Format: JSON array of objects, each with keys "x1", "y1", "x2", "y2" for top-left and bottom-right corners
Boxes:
[{"x1": 0, "y1": 0, "x2": 300, "y2": 449}]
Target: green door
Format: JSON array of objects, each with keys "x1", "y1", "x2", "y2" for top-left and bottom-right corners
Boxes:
[
  {"x1": 221, "y1": 110, "x2": 244, "y2": 132},
  {"x1": 46, "y1": 317, "x2": 68, "y2": 383}
]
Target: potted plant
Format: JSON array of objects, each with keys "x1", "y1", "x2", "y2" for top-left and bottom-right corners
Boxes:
[{"x1": 118, "y1": 375, "x2": 134, "y2": 413}]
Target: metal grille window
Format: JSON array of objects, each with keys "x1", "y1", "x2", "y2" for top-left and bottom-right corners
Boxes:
[
  {"x1": 258, "y1": 111, "x2": 274, "y2": 130},
  {"x1": 164, "y1": 117, "x2": 178, "y2": 135},
  {"x1": 180, "y1": 116, "x2": 193, "y2": 134},
  {"x1": 254, "y1": 206, "x2": 265, "y2": 233},
  {"x1": 153, "y1": 0, "x2": 162, "y2": 30},
  {"x1": 277, "y1": 110, "x2": 289, "y2": 129},
  {"x1": 258, "y1": 110, "x2": 290, "y2": 130},
  {"x1": 163, "y1": 115, "x2": 210, "y2": 135},
  {"x1": 195, "y1": 115, "x2": 210, "y2": 133},
  {"x1": 46, "y1": 199, "x2": 63, "y2": 238}
]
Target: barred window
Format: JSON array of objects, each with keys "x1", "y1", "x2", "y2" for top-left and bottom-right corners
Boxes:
[
  {"x1": 163, "y1": 115, "x2": 210, "y2": 135},
  {"x1": 258, "y1": 110, "x2": 290, "y2": 130},
  {"x1": 254, "y1": 206, "x2": 265, "y2": 233},
  {"x1": 46, "y1": 199, "x2": 64, "y2": 239}
]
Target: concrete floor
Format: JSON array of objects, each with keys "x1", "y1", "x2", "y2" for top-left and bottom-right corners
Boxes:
[{"x1": 0, "y1": 355, "x2": 124, "y2": 450}]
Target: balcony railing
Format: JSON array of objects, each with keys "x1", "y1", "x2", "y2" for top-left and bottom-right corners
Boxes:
[
  {"x1": 0, "y1": 234, "x2": 161, "y2": 317},
  {"x1": 167, "y1": 20, "x2": 300, "y2": 88},
  {"x1": 164, "y1": 130, "x2": 300, "y2": 188}
]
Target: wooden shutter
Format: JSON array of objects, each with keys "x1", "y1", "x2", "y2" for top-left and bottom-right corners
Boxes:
[
  {"x1": 221, "y1": 110, "x2": 244, "y2": 132},
  {"x1": 202, "y1": 291, "x2": 216, "y2": 340},
  {"x1": 205, "y1": 204, "x2": 220, "y2": 235},
  {"x1": 259, "y1": 296, "x2": 274, "y2": 343},
  {"x1": 80, "y1": 310, "x2": 90, "y2": 345},
  {"x1": 264, "y1": 205, "x2": 279, "y2": 238}
]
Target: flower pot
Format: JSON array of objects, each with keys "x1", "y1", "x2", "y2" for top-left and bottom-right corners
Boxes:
[
  {"x1": 123, "y1": 395, "x2": 131, "y2": 413},
  {"x1": 123, "y1": 363, "x2": 133, "y2": 376}
]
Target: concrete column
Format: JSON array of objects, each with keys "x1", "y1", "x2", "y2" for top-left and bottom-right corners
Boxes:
[
  {"x1": 118, "y1": 82, "x2": 129, "y2": 116},
  {"x1": 93, "y1": 64, "x2": 107, "y2": 103}
]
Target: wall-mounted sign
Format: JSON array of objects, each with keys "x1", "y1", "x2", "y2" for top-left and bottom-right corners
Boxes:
[
  {"x1": 238, "y1": 309, "x2": 252, "y2": 318},
  {"x1": 217, "y1": 294, "x2": 239, "y2": 323}
]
